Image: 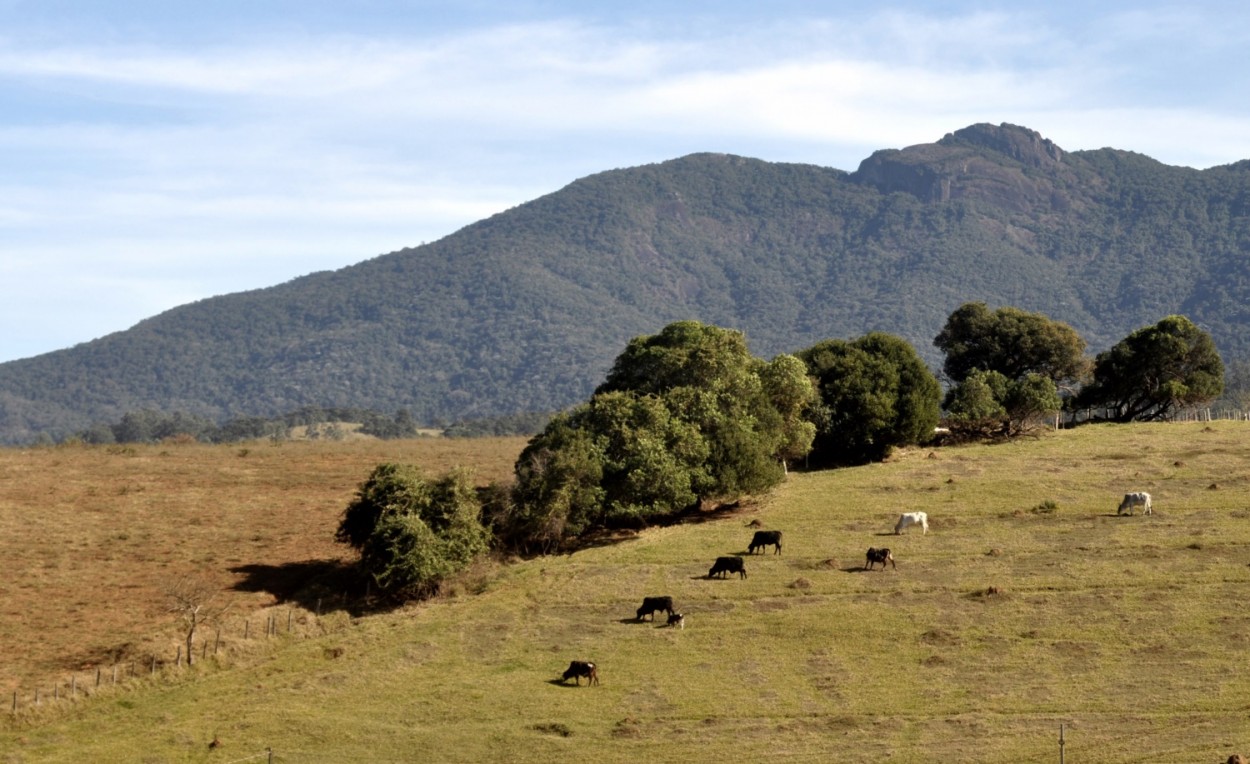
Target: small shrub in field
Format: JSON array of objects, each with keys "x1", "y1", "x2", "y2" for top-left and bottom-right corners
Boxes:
[
  {"x1": 337, "y1": 464, "x2": 490, "y2": 599},
  {"x1": 1031, "y1": 499, "x2": 1058, "y2": 514}
]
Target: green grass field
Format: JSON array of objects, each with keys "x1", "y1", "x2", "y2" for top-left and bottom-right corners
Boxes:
[{"x1": 4, "y1": 422, "x2": 1250, "y2": 762}]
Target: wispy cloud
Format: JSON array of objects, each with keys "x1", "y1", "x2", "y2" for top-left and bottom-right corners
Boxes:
[{"x1": 2, "y1": 4, "x2": 1250, "y2": 362}]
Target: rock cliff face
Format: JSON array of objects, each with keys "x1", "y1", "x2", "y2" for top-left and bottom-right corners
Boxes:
[{"x1": 850, "y1": 123, "x2": 1088, "y2": 213}]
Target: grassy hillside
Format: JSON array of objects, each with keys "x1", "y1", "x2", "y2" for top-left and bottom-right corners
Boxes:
[{"x1": 5, "y1": 423, "x2": 1250, "y2": 762}]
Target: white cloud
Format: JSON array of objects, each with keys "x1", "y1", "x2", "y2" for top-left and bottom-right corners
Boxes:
[{"x1": 3, "y1": 4, "x2": 1250, "y2": 362}]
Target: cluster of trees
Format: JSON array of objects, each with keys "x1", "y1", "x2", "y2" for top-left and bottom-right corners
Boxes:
[
  {"x1": 937, "y1": 304, "x2": 1224, "y2": 432},
  {"x1": 68, "y1": 407, "x2": 552, "y2": 445},
  {"x1": 337, "y1": 308, "x2": 1226, "y2": 600}
]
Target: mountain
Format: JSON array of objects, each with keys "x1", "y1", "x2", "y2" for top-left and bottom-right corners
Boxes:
[{"x1": 3, "y1": 123, "x2": 1250, "y2": 444}]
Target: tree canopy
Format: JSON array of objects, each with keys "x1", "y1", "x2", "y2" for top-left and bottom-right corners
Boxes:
[
  {"x1": 797, "y1": 332, "x2": 941, "y2": 465},
  {"x1": 506, "y1": 321, "x2": 814, "y2": 551},
  {"x1": 336, "y1": 464, "x2": 490, "y2": 598},
  {"x1": 1076, "y1": 315, "x2": 1224, "y2": 421},
  {"x1": 934, "y1": 302, "x2": 1088, "y2": 387},
  {"x1": 934, "y1": 303, "x2": 1083, "y2": 435}
]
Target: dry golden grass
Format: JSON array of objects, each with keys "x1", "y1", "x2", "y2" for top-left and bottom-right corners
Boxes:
[
  {"x1": 0, "y1": 436, "x2": 528, "y2": 696},
  {"x1": 5, "y1": 423, "x2": 1250, "y2": 762}
]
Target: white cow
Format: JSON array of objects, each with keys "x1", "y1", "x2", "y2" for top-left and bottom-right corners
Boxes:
[
  {"x1": 894, "y1": 511, "x2": 929, "y2": 535},
  {"x1": 1117, "y1": 492, "x2": 1152, "y2": 516}
]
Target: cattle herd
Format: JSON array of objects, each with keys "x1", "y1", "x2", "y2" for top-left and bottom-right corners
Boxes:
[{"x1": 561, "y1": 492, "x2": 1153, "y2": 685}]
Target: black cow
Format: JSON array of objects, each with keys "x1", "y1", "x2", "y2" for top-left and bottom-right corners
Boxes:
[
  {"x1": 636, "y1": 596, "x2": 674, "y2": 621},
  {"x1": 708, "y1": 556, "x2": 747, "y2": 579},
  {"x1": 865, "y1": 547, "x2": 895, "y2": 571},
  {"x1": 667, "y1": 612, "x2": 685, "y2": 629},
  {"x1": 562, "y1": 660, "x2": 599, "y2": 686},
  {"x1": 748, "y1": 529, "x2": 783, "y2": 555}
]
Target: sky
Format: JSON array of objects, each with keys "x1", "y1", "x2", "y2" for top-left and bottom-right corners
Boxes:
[{"x1": 4, "y1": 1, "x2": 1250, "y2": 363}]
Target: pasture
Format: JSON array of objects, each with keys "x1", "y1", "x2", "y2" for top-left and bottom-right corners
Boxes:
[{"x1": 4, "y1": 423, "x2": 1250, "y2": 762}]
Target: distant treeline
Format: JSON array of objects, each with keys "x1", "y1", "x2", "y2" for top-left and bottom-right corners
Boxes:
[{"x1": 69, "y1": 407, "x2": 553, "y2": 445}]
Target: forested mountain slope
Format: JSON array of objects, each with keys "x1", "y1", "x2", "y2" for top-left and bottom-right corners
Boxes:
[{"x1": 3, "y1": 123, "x2": 1250, "y2": 444}]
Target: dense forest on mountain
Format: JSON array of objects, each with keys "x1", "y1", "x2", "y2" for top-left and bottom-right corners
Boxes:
[{"x1": 3, "y1": 123, "x2": 1250, "y2": 444}]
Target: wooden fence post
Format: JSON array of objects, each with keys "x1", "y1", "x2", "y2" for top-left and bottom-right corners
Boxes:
[
  {"x1": 287, "y1": 609, "x2": 293, "y2": 632},
  {"x1": 70, "y1": 675, "x2": 76, "y2": 698},
  {"x1": 244, "y1": 620, "x2": 250, "y2": 639},
  {"x1": 11, "y1": 691, "x2": 15, "y2": 713},
  {"x1": 1059, "y1": 723, "x2": 1065, "y2": 764},
  {"x1": 96, "y1": 667, "x2": 101, "y2": 688},
  {"x1": 214, "y1": 627, "x2": 221, "y2": 655}
]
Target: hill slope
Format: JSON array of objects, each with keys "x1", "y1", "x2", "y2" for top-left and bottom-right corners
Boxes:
[
  {"x1": 4, "y1": 423, "x2": 1250, "y2": 761},
  {"x1": 4, "y1": 123, "x2": 1250, "y2": 443}
]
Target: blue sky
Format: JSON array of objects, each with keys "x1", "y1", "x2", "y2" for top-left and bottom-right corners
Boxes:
[{"x1": 4, "y1": 1, "x2": 1250, "y2": 363}]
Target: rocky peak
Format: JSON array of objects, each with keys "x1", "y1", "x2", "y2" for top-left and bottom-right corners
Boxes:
[
  {"x1": 849, "y1": 123, "x2": 1083, "y2": 212},
  {"x1": 940, "y1": 123, "x2": 1064, "y2": 168}
]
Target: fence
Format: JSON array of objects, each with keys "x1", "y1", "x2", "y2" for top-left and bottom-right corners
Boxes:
[
  {"x1": 1059, "y1": 407, "x2": 1250, "y2": 427},
  {"x1": 7, "y1": 598, "x2": 346, "y2": 718}
]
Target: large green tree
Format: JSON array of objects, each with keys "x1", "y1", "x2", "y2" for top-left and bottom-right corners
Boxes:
[
  {"x1": 935, "y1": 302, "x2": 1085, "y2": 434},
  {"x1": 934, "y1": 302, "x2": 1088, "y2": 388},
  {"x1": 945, "y1": 369, "x2": 1063, "y2": 435},
  {"x1": 797, "y1": 332, "x2": 941, "y2": 465},
  {"x1": 336, "y1": 464, "x2": 490, "y2": 598},
  {"x1": 508, "y1": 321, "x2": 813, "y2": 550},
  {"x1": 1077, "y1": 315, "x2": 1224, "y2": 421}
]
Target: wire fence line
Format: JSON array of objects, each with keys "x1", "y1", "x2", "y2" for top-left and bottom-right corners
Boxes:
[{"x1": 6, "y1": 597, "x2": 354, "y2": 719}]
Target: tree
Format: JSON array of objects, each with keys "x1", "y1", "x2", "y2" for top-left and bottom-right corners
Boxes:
[
  {"x1": 1077, "y1": 315, "x2": 1224, "y2": 421},
  {"x1": 946, "y1": 369, "x2": 1062, "y2": 435},
  {"x1": 934, "y1": 302, "x2": 1088, "y2": 389},
  {"x1": 594, "y1": 320, "x2": 797, "y2": 496},
  {"x1": 336, "y1": 464, "x2": 490, "y2": 598},
  {"x1": 165, "y1": 575, "x2": 227, "y2": 667},
  {"x1": 797, "y1": 332, "x2": 941, "y2": 465},
  {"x1": 508, "y1": 321, "x2": 811, "y2": 550},
  {"x1": 758, "y1": 354, "x2": 818, "y2": 471},
  {"x1": 509, "y1": 413, "x2": 606, "y2": 552}
]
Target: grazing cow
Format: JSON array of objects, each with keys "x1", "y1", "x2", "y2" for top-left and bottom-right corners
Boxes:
[
  {"x1": 562, "y1": 660, "x2": 599, "y2": 686},
  {"x1": 709, "y1": 556, "x2": 747, "y2": 579},
  {"x1": 748, "y1": 529, "x2": 783, "y2": 555},
  {"x1": 636, "y1": 596, "x2": 674, "y2": 622},
  {"x1": 894, "y1": 511, "x2": 929, "y2": 535},
  {"x1": 865, "y1": 547, "x2": 895, "y2": 570},
  {"x1": 667, "y1": 612, "x2": 685, "y2": 629},
  {"x1": 1117, "y1": 491, "x2": 1153, "y2": 516}
]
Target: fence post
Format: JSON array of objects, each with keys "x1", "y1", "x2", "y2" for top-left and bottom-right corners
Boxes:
[
  {"x1": 1059, "y1": 723, "x2": 1065, "y2": 764},
  {"x1": 151, "y1": 656, "x2": 157, "y2": 675},
  {"x1": 176, "y1": 646, "x2": 182, "y2": 668},
  {"x1": 71, "y1": 675, "x2": 76, "y2": 698},
  {"x1": 113, "y1": 665, "x2": 118, "y2": 685},
  {"x1": 34, "y1": 688, "x2": 39, "y2": 706},
  {"x1": 287, "y1": 609, "x2": 293, "y2": 632},
  {"x1": 244, "y1": 620, "x2": 250, "y2": 639},
  {"x1": 214, "y1": 627, "x2": 221, "y2": 655},
  {"x1": 11, "y1": 691, "x2": 15, "y2": 714},
  {"x1": 96, "y1": 667, "x2": 101, "y2": 688}
]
